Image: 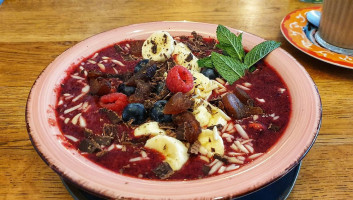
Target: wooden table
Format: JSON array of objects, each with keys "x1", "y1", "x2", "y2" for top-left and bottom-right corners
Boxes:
[{"x1": 1, "y1": 0, "x2": 352, "y2": 199}]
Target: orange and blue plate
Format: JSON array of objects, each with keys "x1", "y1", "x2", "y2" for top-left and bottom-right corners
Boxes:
[{"x1": 281, "y1": 7, "x2": 353, "y2": 69}]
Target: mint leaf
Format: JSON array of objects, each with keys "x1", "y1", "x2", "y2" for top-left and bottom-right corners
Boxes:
[
  {"x1": 211, "y1": 52, "x2": 247, "y2": 84},
  {"x1": 216, "y1": 25, "x2": 245, "y2": 61},
  {"x1": 216, "y1": 43, "x2": 237, "y2": 57},
  {"x1": 244, "y1": 40, "x2": 281, "y2": 68},
  {"x1": 197, "y1": 56, "x2": 213, "y2": 68}
]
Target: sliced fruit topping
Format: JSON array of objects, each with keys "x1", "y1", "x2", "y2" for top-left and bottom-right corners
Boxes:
[
  {"x1": 89, "y1": 77, "x2": 111, "y2": 96},
  {"x1": 122, "y1": 103, "x2": 147, "y2": 125},
  {"x1": 189, "y1": 70, "x2": 219, "y2": 100},
  {"x1": 234, "y1": 86, "x2": 252, "y2": 105},
  {"x1": 99, "y1": 93, "x2": 128, "y2": 115},
  {"x1": 221, "y1": 92, "x2": 250, "y2": 119},
  {"x1": 172, "y1": 42, "x2": 200, "y2": 72},
  {"x1": 150, "y1": 100, "x2": 172, "y2": 123},
  {"x1": 163, "y1": 92, "x2": 193, "y2": 115},
  {"x1": 145, "y1": 135, "x2": 189, "y2": 171},
  {"x1": 222, "y1": 91, "x2": 264, "y2": 119},
  {"x1": 172, "y1": 111, "x2": 202, "y2": 143},
  {"x1": 142, "y1": 31, "x2": 175, "y2": 62},
  {"x1": 198, "y1": 127, "x2": 225, "y2": 156},
  {"x1": 166, "y1": 65, "x2": 194, "y2": 93},
  {"x1": 193, "y1": 99, "x2": 229, "y2": 128},
  {"x1": 134, "y1": 122, "x2": 166, "y2": 137}
]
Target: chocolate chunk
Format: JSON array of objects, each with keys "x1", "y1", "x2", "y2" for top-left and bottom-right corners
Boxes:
[
  {"x1": 103, "y1": 124, "x2": 118, "y2": 138},
  {"x1": 151, "y1": 40, "x2": 157, "y2": 54},
  {"x1": 122, "y1": 54, "x2": 139, "y2": 61},
  {"x1": 129, "y1": 135, "x2": 149, "y2": 144},
  {"x1": 152, "y1": 162, "x2": 174, "y2": 179},
  {"x1": 142, "y1": 99, "x2": 156, "y2": 110},
  {"x1": 79, "y1": 138, "x2": 100, "y2": 153},
  {"x1": 202, "y1": 165, "x2": 211, "y2": 175},
  {"x1": 185, "y1": 53, "x2": 193, "y2": 62},
  {"x1": 83, "y1": 128, "x2": 94, "y2": 138},
  {"x1": 152, "y1": 82, "x2": 170, "y2": 101},
  {"x1": 115, "y1": 126, "x2": 130, "y2": 143},
  {"x1": 165, "y1": 129, "x2": 177, "y2": 138},
  {"x1": 93, "y1": 135, "x2": 112, "y2": 146},
  {"x1": 114, "y1": 44, "x2": 124, "y2": 53},
  {"x1": 126, "y1": 62, "x2": 157, "y2": 86},
  {"x1": 96, "y1": 150, "x2": 107, "y2": 157},
  {"x1": 106, "y1": 72, "x2": 133, "y2": 82},
  {"x1": 163, "y1": 34, "x2": 168, "y2": 44},
  {"x1": 268, "y1": 123, "x2": 280, "y2": 132},
  {"x1": 87, "y1": 70, "x2": 103, "y2": 79},
  {"x1": 128, "y1": 80, "x2": 152, "y2": 104},
  {"x1": 207, "y1": 124, "x2": 224, "y2": 132},
  {"x1": 180, "y1": 31, "x2": 217, "y2": 57},
  {"x1": 191, "y1": 31, "x2": 204, "y2": 42},
  {"x1": 213, "y1": 154, "x2": 228, "y2": 164},
  {"x1": 99, "y1": 108, "x2": 122, "y2": 124},
  {"x1": 129, "y1": 40, "x2": 144, "y2": 56},
  {"x1": 249, "y1": 106, "x2": 264, "y2": 115},
  {"x1": 188, "y1": 141, "x2": 201, "y2": 155}
]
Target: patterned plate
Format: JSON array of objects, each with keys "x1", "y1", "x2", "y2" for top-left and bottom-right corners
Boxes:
[{"x1": 280, "y1": 7, "x2": 353, "y2": 69}]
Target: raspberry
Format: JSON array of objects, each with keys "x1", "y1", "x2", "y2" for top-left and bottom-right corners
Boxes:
[
  {"x1": 99, "y1": 93, "x2": 128, "y2": 115},
  {"x1": 166, "y1": 66, "x2": 194, "y2": 93}
]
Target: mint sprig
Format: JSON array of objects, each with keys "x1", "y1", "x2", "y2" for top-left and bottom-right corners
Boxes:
[
  {"x1": 211, "y1": 52, "x2": 247, "y2": 84},
  {"x1": 216, "y1": 25, "x2": 244, "y2": 61},
  {"x1": 197, "y1": 25, "x2": 281, "y2": 84},
  {"x1": 197, "y1": 56, "x2": 213, "y2": 68},
  {"x1": 244, "y1": 40, "x2": 281, "y2": 68}
]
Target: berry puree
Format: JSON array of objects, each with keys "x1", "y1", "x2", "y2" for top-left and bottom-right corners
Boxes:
[{"x1": 55, "y1": 32, "x2": 290, "y2": 180}]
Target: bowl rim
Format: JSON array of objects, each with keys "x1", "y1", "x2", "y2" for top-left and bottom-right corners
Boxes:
[{"x1": 26, "y1": 21, "x2": 322, "y2": 199}]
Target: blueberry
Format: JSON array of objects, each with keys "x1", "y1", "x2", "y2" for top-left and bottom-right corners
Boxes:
[
  {"x1": 154, "y1": 82, "x2": 166, "y2": 95},
  {"x1": 150, "y1": 100, "x2": 172, "y2": 123},
  {"x1": 118, "y1": 84, "x2": 136, "y2": 96},
  {"x1": 201, "y1": 68, "x2": 218, "y2": 79},
  {"x1": 122, "y1": 103, "x2": 147, "y2": 125},
  {"x1": 134, "y1": 59, "x2": 149, "y2": 73}
]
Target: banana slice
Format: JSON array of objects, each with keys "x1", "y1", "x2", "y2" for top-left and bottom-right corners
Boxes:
[
  {"x1": 172, "y1": 42, "x2": 200, "y2": 72},
  {"x1": 193, "y1": 102, "x2": 212, "y2": 127},
  {"x1": 198, "y1": 127, "x2": 225, "y2": 156},
  {"x1": 145, "y1": 135, "x2": 189, "y2": 171},
  {"x1": 189, "y1": 71, "x2": 219, "y2": 100},
  {"x1": 134, "y1": 122, "x2": 166, "y2": 137},
  {"x1": 193, "y1": 99, "x2": 229, "y2": 128},
  {"x1": 142, "y1": 31, "x2": 175, "y2": 62}
]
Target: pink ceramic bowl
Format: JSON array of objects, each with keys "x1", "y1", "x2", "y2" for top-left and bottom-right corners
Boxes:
[{"x1": 26, "y1": 21, "x2": 322, "y2": 199}]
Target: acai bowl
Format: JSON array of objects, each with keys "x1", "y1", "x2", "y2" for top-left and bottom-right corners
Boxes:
[{"x1": 26, "y1": 21, "x2": 322, "y2": 199}]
